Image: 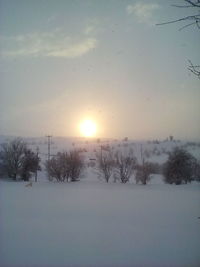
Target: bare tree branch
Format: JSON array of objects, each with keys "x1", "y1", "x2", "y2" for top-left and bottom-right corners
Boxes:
[
  {"x1": 184, "y1": 0, "x2": 200, "y2": 7},
  {"x1": 179, "y1": 21, "x2": 197, "y2": 30},
  {"x1": 172, "y1": 0, "x2": 200, "y2": 7},
  {"x1": 156, "y1": 14, "x2": 200, "y2": 27},
  {"x1": 188, "y1": 60, "x2": 200, "y2": 78},
  {"x1": 156, "y1": 0, "x2": 200, "y2": 79},
  {"x1": 172, "y1": 5, "x2": 196, "y2": 8}
]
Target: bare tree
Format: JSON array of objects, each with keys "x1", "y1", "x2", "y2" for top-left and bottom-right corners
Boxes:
[
  {"x1": 135, "y1": 162, "x2": 154, "y2": 185},
  {"x1": 0, "y1": 139, "x2": 26, "y2": 180},
  {"x1": 114, "y1": 150, "x2": 137, "y2": 183},
  {"x1": 20, "y1": 149, "x2": 41, "y2": 181},
  {"x1": 156, "y1": 0, "x2": 200, "y2": 78},
  {"x1": 0, "y1": 138, "x2": 40, "y2": 181},
  {"x1": 46, "y1": 157, "x2": 61, "y2": 181},
  {"x1": 46, "y1": 152, "x2": 70, "y2": 182},
  {"x1": 46, "y1": 150, "x2": 84, "y2": 182},
  {"x1": 68, "y1": 150, "x2": 84, "y2": 182},
  {"x1": 96, "y1": 150, "x2": 114, "y2": 182},
  {"x1": 135, "y1": 145, "x2": 154, "y2": 185}
]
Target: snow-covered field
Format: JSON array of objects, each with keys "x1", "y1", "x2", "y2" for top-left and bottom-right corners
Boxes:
[
  {"x1": 0, "y1": 180, "x2": 200, "y2": 267},
  {"x1": 0, "y1": 136, "x2": 200, "y2": 266}
]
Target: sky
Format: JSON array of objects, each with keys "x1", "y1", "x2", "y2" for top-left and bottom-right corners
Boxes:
[{"x1": 0, "y1": 0, "x2": 200, "y2": 140}]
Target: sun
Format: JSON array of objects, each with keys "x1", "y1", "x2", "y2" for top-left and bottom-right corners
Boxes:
[{"x1": 80, "y1": 119, "x2": 97, "y2": 137}]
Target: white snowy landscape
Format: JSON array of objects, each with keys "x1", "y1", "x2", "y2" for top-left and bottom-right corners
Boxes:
[
  {"x1": 0, "y1": 136, "x2": 200, "y2": 267},
  {"x1": 1, "y1": 1, "x2": 200, "y2": 266}
]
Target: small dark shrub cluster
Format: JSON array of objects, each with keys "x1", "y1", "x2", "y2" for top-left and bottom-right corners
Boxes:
[
  {"x1": 46, "y1": 150, "x2": 84, "y2": 182},
  {"x1": 135, "y1": 162, "x2": 156, "y2": 185},
  {"x1": 114, "y1": 151, "x2": 137, "y2": 183},
  {"x1": 96, "y1": 151, "x2": 114, "y2": 182},
  {"x1": 0, "y1": 138, "x2": 40, "y2": 181},
  {"x1": 163, "y1": 147, "x2": 197, "y2": 185},
  {"x1": 96, "y1": 150, "x2": 138, "y2": 184},
  {"x1": 192, "y1": 160, "x2": 200, "y2": 182}
]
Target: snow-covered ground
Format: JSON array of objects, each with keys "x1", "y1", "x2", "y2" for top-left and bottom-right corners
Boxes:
[
  {"x1": 0, "y1": 136, "x2": 200, "y2": 266},
  {"x1": 0, "y1": 180, "x2": 200, "y2": 267}
]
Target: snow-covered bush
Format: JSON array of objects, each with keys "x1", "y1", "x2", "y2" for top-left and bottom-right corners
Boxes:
[{"x1": 163, "y1": 147, "x2": 195, "y2": 185}]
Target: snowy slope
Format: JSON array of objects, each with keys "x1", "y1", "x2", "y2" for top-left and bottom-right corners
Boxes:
[{"x1": 1, "y1": 135, "x2": 200, "y2": 163}]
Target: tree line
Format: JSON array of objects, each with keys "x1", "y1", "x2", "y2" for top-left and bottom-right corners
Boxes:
[{"x1": 0, "y1": 138, "x2": 199, "y2": 185}]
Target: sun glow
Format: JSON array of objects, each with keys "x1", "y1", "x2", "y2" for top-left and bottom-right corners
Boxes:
[{"x1": 80, "y1": 119, "x2": 97, "y2": 137}]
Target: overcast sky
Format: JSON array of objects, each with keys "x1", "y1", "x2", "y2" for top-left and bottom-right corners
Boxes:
[{"x1": 0, "y1": 0, "x2": 199, "y2": 140}]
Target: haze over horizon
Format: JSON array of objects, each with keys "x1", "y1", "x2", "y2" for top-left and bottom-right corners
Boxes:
[{"x1": 0, "y1": 0, "x2": 200, "y2": 140}]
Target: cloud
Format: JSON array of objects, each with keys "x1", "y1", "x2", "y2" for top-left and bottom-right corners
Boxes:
[
  {"x1": 47, "y1": 38, "x2": 97, "y2": 58},
  {"x1": 126, "y1": 2, "x2": 160, "y2": 25},
  {"x1": 83, "y1": 18, "x2": 102, "y2": 35},
  {"x1": 84, "y1": 25, "x2": 95, "y2": 35},
  {"x1": 0, "y1": 31, "x2": 97, "y2": 59}
]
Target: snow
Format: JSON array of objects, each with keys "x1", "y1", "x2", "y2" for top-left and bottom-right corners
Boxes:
[
  {"x1": 0, "y1": 180, "x2": 200, "y2": 267},
  {"x1": 0, "y1": 136, "x2": 200, "y2": 266}
]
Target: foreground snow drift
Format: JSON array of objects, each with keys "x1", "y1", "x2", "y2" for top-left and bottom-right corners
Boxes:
[{"x1": 0, "y1": 181, "x2": 200, "y2": 267}]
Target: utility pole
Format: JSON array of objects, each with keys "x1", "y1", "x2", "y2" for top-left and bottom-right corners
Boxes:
[
  {"x1": 35, "y1": 146, "x2": 39, "y2": 182},
  {"x1": 140, "y1": 144, "x2": 144, "y2": 165},
  {"x1": 46, "y1": 135, "x2": 52, "y2": 161}
]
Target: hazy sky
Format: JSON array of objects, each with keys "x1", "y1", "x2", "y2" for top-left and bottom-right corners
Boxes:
[{"x1": 0, "y1": 0, "x2": 200, "y2": 140}]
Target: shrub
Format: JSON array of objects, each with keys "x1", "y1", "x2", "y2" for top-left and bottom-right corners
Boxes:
[
  {"x1": 114, "y1": 150, "x2": 137, "y2": 183},
  {"x1": 0, "y1": 138, "x2": 40, "y2": 181},
  {"x1": 68, "y1": 150, "x2": 84, "y2": 182},
  {"x1": 46, "y1": 150, "x2": 84, "y2": 182},
  {"x1": 96, "y1": 151, "x2": 114, "y2": 182},
  {"x1": 135, "y1": 162, "x2": 155, "y2": 185},
  {"x1": 163, "y1": 147, "x2": 195, "y2": 185},
  {"x1": 20, "y1": 149, "x2": 41, "y2": 181},
  {"x1": 46, "y1": 152, "x2": 70, "y2": 182},
  {"x1": 191, "y1": 159, "x2": 200, "y2": 182}
]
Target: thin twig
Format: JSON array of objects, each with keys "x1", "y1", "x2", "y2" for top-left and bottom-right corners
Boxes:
[
  {"x1": 185, "y1": 0, "x2": 200, "y2": 7},
  {"x1": 172, "y1": 4, "x2": 197, "y2": 8},
  {"x1": 179, "y1": 21, "x2": 197, "y2": 30},
  {"x1": 156, "y1": 14, "x2": 200, "y2": 26}
]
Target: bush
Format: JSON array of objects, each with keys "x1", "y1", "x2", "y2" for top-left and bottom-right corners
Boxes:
[
  {"x1": 69, "y1": 150, "x2": 84, "y2": 182},
  {"x1": 96, "y1": 151, "x2": 114, "y2": 182},
  {"x1": 46, "y1": 152, "x2": 70, "y2": 182},
  {"x1": 20, "y1": 149, "x2": 41, "y2": 181},
  {"x1": 0, "y1": 138, "x2": 26, "y2": 180},
  {"x1": 114, "y1": 150, "x2": 137, "y2": 183},
  {"x1": 163, "y1": 147, "x2": 195, "y2": 185},
  {"x1": 46, "y1": 150, "x2": 84, "y2": 182},
  {"x1": 191, "y1": 159, "x2": 200, "y2": 182},
  {"x1": 135, "y1": 162, "x2": 154, "y2": 185},
  {"x1": 0, "y1": 138, "x2": 40, "y2": 181}
]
